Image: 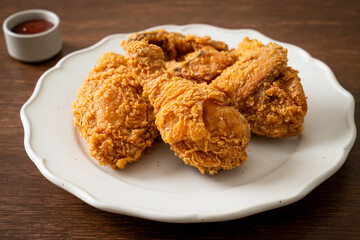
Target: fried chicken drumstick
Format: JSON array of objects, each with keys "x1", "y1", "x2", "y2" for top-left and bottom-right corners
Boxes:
[
  {"x1": 72, "y1": 52, "x2": 159, "y2": 169},
  {"x1": 126, "y1": 41, "x2": 250, "y2": 174}
]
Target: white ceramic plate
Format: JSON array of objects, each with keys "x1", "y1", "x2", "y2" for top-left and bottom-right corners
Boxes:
[{"x1": 20, "y1": 24, "x2": 356, "y2": 223}]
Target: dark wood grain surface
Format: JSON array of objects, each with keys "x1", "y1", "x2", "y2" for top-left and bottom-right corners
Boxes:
[{"x1": 1, "y1": 0, "x2": 359, "y2": 239}]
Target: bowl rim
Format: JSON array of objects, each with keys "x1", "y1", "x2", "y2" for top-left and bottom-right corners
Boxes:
[{"x1": 2, "y1": 9, "x2": 60, "y2": 38}]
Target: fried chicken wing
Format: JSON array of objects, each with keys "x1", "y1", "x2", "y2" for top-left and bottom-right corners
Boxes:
[
  {"x1": 126, "y1": 41, "x2": 250, "y2": 174},
  {"x1": 72, "y1": 52, "x2": 159, "y2": 169},
  {"x1": 123, "y1": 29, "x2": 228, "y2": 60},
  {"x1": 211, "y1": 37, "x2": 307, "y2": 137}
]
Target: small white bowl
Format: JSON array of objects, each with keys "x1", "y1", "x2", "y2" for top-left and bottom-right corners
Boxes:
[{"x1": 3, "y1": 9, "x2": 62, "y2": 62}]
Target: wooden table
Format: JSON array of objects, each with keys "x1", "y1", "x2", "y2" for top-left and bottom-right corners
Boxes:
[{"x1": 1, "y1": 0, "x2": 359, "y2": 239}]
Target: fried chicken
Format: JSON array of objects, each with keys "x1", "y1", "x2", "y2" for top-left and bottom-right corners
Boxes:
[
  {"x1": 211, "y1": 37, "x2": 307, "y2": 137},
  {"x1": 166, "y1": 46, "x2": 237, "y2": 83},
  {"x1": 126, "y1": 41, "x2": 250, "y2": 174},
  {"x1": 72, "y1": 52, "x2": 159, "y2": 169},
  {"x1": 123, "y1": 29, "x2": 228, "y2": 61},
  {"x1": 124, "y1": 29, "x2": 234, "y2": 82},
  {"x1": 132, "y1": 31, "x2": 307, "y2": 137},
  {"x1": 241, "y1": 67, "x2": 307, "y2": 137}
]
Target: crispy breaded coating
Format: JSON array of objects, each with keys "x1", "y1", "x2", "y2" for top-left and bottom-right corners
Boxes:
[
  {"x1": 72, "y1": 52, "x2": 159, "y2": 169},
  {"x1": 126, "y1": 41, "x2": 250, "y2": 175},
  {"x1": 211, "y1": 37, "x2": 307, "y2": 137},
  {"x1": 239, "y1": 67, "x2": 307, "y2": 137},
  {"x1": 166, "y1": 46, "x2": 236, "y2": 83},
  {"x1": 211, "y1": 38, "x2": 288, "y2": 105},
  {"x1": 125, "y1": 29, "x2": 235, "y2": 83},
  {"x1": 123, "y1": 29, "x2": 228, "y2": 60}
]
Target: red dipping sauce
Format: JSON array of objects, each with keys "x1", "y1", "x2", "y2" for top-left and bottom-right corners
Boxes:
[{"x1": 11, "y1": 19, "x2": 54, "y2": 34}]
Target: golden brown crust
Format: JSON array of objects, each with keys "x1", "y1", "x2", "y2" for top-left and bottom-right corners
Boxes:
[
  {"x1": 239, "y1": 67, "x2": 307, "y2": 137},
  {"x1": 211, "y1": 38, "x2": 289, "y2": 105},
  {"x1": 166, "y1": 46, "x2": 236, "y2": 83},
  {"x1": 211, "y1": 37, "x2": 307, "y2": 137},
  {"x1": 124, "y1": 29, "x2": 234, "y2": 83},
  {"x1": 72, "y1": 52, "x2": 159, "y2": 169},
  {"x1": 126, "y1": 41, "x2": 250, "y2": 174},
  {"x1": 123, "y1": 29, "x2": 228, "y2": 60}
]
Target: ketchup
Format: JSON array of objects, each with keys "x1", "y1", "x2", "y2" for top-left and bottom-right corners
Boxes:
[{"x1": 11, "y1": 19, "x2": 54, "y2": 34}]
